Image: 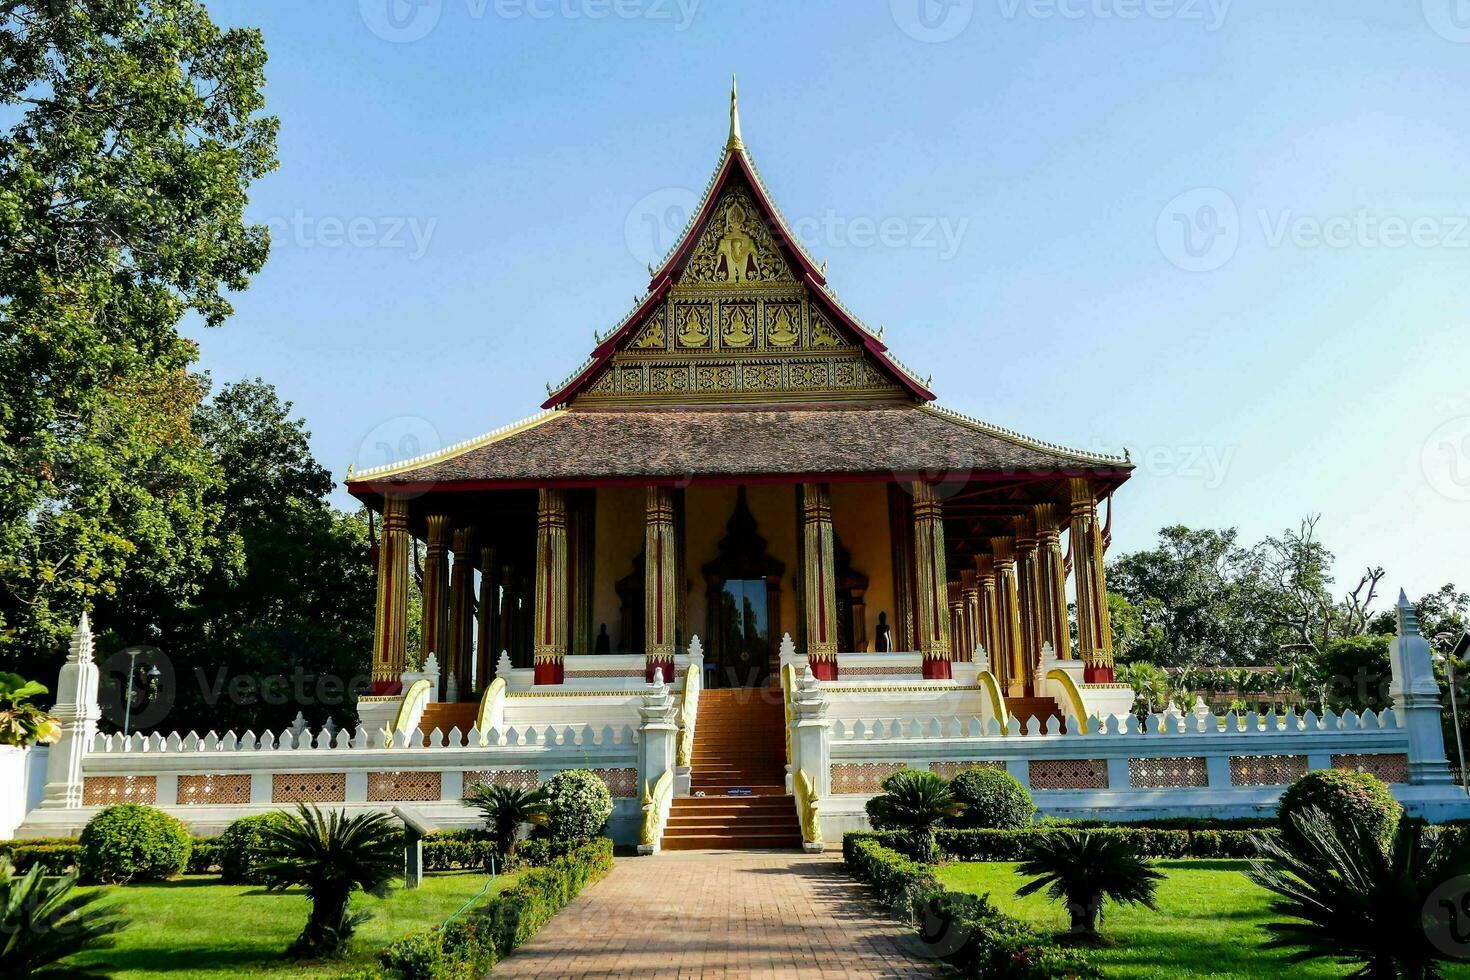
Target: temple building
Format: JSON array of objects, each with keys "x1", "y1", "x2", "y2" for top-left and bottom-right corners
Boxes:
[{"x1": 346, "y1": 82, "x2": 1133, "y2": 713}]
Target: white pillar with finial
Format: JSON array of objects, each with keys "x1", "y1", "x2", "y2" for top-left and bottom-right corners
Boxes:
[
  {"x1": 1389, "y1": 591, "x2": 1455, "y2": 785},
  {"x1": 41, "y1": 614, "x2": 101, "y2": 809}
]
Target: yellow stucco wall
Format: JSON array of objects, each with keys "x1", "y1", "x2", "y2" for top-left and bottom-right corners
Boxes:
[{"x1": 831, "y1": 482, "x2": 894, "y2": 652}]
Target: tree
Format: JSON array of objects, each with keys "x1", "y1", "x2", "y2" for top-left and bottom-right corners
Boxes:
[
  {"x1": 1107, "y1": 526, "x2": 1260, "y2": 666},
  {"x1": 1015, "y1": 831, "x2": 1163, "y2": 941},
  {"x1": 0, "y1": 0, "x2": 277, "y2": 667},
  {"x1": 865, "y1": 769, "x2": 965, "y2": 864},
  {"x1": 0, "y1": 855, "x2": 127, "y2": 976},
  {"x1": 258, "y1": 804, "x2": 401, "y2": 960},
  {"x1": 1247, "y1": 809, "x2": 1470, "y2": 978},
  {"x1": 465, "y1": 783, "x2": 550, "y2": 864}
]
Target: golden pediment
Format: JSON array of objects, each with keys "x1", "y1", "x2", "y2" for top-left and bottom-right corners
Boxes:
[{"x1": 679, "y1": 186, "x2": 794, "y2": 287}]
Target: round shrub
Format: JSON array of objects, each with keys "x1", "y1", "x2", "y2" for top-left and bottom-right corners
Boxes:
[
  {"x1": 79, "y1": 804, "x2": 192, "y2": 883},
  {"x1": 216, "y1": 811, "x2": 294, "y2": 884},
  {"x1": 541, "y1": 769, "x2": 613, "y2": 842},
  {"x1": 947, "y1": 767, "x2": 1035, "y2": 830},
  {"x1": 1278, "y1": 769, "x2": 1401, "y2": 848}
]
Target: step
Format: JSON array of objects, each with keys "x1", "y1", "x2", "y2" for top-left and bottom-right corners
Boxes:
[{"x1": 661, "y1": 833, "x2": 804, "y2": 851}]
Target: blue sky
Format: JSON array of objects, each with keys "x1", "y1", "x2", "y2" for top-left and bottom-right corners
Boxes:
[{"x1": 195, "y1": 0, "x2": 1470, "y2": 603}]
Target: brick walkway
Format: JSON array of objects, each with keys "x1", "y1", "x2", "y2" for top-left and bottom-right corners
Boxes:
[{"x1": 493, "y1": 850, "x2": 940, "y2": 978}]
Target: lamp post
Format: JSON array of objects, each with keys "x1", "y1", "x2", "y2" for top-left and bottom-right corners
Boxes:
[
  {"x1": 121, "y1": 651, "x2": 160, "y2": 737},
  {"x1": 1436, "y1": 632, "x2": 1470, "y2": 796}
]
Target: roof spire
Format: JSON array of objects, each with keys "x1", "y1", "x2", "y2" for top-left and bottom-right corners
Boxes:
[{"x1": 727, "y1": 74, "x2": 744, "y2": 152}]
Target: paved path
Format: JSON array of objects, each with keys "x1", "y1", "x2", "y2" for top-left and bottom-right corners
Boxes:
[{"x1": 493, "y1": 850, "x2": 941, "y2": 979}]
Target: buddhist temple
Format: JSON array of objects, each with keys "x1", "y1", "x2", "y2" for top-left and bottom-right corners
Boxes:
[{"x1": 345, "y1": 80, "x2": 1133, "y2": 714}]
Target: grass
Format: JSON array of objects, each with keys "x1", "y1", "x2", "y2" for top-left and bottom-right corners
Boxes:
[
  {"x1": 63, "y1": 870, "x2": 519, "y2": 979},
  {"x1": 938, "y1": 859, "x2": 1470, "y2": 979}
]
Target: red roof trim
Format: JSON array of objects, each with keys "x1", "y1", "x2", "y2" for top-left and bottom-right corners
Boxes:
[{"x1": 803, "y1": 273, "x2": 934, "y2": 402}]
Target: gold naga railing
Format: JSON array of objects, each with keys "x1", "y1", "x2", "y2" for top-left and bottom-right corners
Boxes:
[
  {"x1": 675, "y1": 663, "x2": 700, "y2": 768},
  {"x1": 794, "y1": 768, "x2": 822, "y2": 847},
  {"x1": 474, "y1": 677, "x2": 507, "y2": 745},
  {"x1": 640, "y1": 768, "x2": 674, "y2": 852},
  {"x1": 390, "y1": 679, "x2": 433, "y2": 738}
]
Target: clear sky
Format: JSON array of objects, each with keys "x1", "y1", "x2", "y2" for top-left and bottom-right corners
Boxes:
[{"x1": 195, "y1": 0, "x2": 1470, "y2": 604}]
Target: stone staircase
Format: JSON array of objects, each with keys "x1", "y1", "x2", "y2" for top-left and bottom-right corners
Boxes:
[
  {"x1": 418, "y1": 702, "x2": 479, "y2": 742},
  {"x1": 662, "y1": 688, "x2": 802, "y2": 850}
]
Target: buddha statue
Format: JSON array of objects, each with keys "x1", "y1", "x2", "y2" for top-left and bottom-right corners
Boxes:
[
  {"x1": 715, "y1": 201, "x2": 755, "y2": 283},
  {"x1": 723, "y1": 306, "x2": 754, "y2": 347},
  {"x1": 768, "y1": 305, "x2": 799, "y2": 346},
  {"x1": 677, "y1": 308, "x2": 710, "y2": 347}
]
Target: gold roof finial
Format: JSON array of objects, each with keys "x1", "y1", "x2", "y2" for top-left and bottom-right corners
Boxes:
[{"x1": 727, "y1": 74, "x2": 744, "y2": 152}]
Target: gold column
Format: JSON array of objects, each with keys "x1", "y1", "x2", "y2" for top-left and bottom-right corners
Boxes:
[
  {"x1": 974, "y1": 555, "x2": 998, "y2": 670},
  {"x1": 446, "y1": 527, "x2": 475, "y2": 699},
  {"x1": 533, "y1": 490, "x2": 568, "y2": 685},
  {"x1": 991, "y1": 536, "x2": 1024, "y2": 696},
  {"x1": 1069, "y1": 479, "x2": 1116, "y2": 682},
  {"x1": 801, "y1": 483, "x2": 840, "y2": 680},
  {"x1": 947, "y1": 582, "x2": 966, "y2": 662},
  {"x1": 1013, "y1": 514, "x2": 1041, "y2": 695},
  {"x1": 498, "y1": 561, "x2": 515, "y2": 665},
  {"x1": 912, "y1": 482, "x2": 952, "y2": 679},
  {"x1": 1033, "y1": 503, "x2": 1071, "y2": 662},
  {"x1": 420, "y1": 515, "x2": 452, "y2": 690},
  {"x1": 371, "y1": 494, "x2": 410, "y2": 688},
  {"x1": 887, "y1": 484, "x2": 916, "y2": 651},
  {"x1": 477, "y1": 546, "x2": 498, "y2": 691},
  {"x1": 644, "y1": 486, "x2": 677, "y2": 682},
  {"x1": 959, "y1": 569, "x2": 979, "y2": 664}
]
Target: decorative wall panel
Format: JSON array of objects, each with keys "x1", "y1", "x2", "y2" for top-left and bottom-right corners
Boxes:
[
  {"x1": 272, "y1": 773, "x2": 346, "y2": 803},
  {"x1": 1229, "y1": 755, "x2": 1308, "y2": 787},
  {"x1": 367, "y1": 770, "x2": 442, "y2": 802},
  {"x1": 1028, "y1": 759, "x2": 1108, "y2": 790},
  {"x1": 1331, "y1": 753, "x2": 1409, "y2": 784},
  {"x1": 83, "y1": 775, "x2": 157, "y2": 806},
  {"x1": 830, "y1": 762, "x2": 906, "y2": 794},
  {"x1": 177, "y1": 774, "x2": 251, "y2": 806},
  {"x1": 1128, "y1": 757, "x2": 1208, "y2": 789}
]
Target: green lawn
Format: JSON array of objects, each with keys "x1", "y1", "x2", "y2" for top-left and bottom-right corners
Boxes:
[
  {"x1": 938, "y1": 859, "x2": 1470, "y2": 980},
  {"x1": 64, "y1": 870, "x2": 518, "y2": 979}
]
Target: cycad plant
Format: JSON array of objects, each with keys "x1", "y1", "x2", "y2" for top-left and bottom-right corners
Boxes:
[
  {"x1": 866, "y1": 769, "x2": 965, "y2": 863},
  {"x1": 1016, "y1": 830, "x2": 1163, "y2": 941},
  {"x1": 258, "y1": 804, "x2": 402, "y2": 959},
  {"x1": 465, "y1": 782, "x2": 550, "y2": 864},
  {"x1": 0, "y1": 855, "x2": 127, "y2": 976},
  {"x1": 1247, "y1": 808, "x2": 1470, "y2": 978}
]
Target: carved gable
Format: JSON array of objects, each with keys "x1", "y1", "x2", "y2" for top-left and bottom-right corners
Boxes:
[{"x1": 680, "y1": 186, "x2": 794, "y2": 286}]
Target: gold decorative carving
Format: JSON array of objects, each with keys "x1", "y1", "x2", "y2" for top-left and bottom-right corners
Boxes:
[
  {"x1": 809, "y1": 311, "x2": 841, "y2": 348},
  {"x1": 631, "y1": 310, "x2": 667, "y2": 350},
  {"x1": 682, "y1": 187, "x2": 792, "y2": 285},
  {"x1": 675, "y1": 304, "x2": 712, "y2": 348},
  {"x1": 766, "y1": 303, "x2": 801, "y2": 347},
  {"x1": 720, "y1": 303, "x2": 756, "y2": 347}
]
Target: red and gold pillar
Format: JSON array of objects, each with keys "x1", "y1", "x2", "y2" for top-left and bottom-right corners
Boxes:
[
  {"x1": 644, "y1": 486, "x2": 677, "y2": 683},
  {"x1": 912, "y1": 482, "x2": 952, "y2": 680},
  {"x1": 1033, "y1": 503, "x2": 1071, "y2": 662},
  {"x1": 801, "y1": 483, "x2": 840, "y2": 680},
  {"x1": 1014, "y1": 515, "x2": 1041, "y2": 695},
  {"x1": 947, "y1": 582, "x2": 966, "y2": 662},
  {"x1": 991, "y1": 536, "x2": 1024, "y2": 696},
  {"x1": 447, "y1": 527, "x2": 475, "y2": 698},
  {"x1": 960, "y1": 569, "x2": 980, "y2": 663},
  {"x1": 975, "y1": 555, "x2": 998, "y2": 669},
  {"x1": 371, "y1": 494, "x2": 410, "y2": 692},
  {"x1": 533, "y1": 490, "x2": 568, "y2": 685},
  {"x1": 421, "y1": 514, "x2": 452, "y2": 690},
  {"x1": 476, "y1": 546, "x2": 498, "y2": 691},
  {"x1": 1069, "y1": 479, "x2": 1115, "y2": 683}
]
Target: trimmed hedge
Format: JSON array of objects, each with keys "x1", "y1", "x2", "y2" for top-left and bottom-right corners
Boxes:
[
  {"x1": 848, "y1": 826, "x2": 1269, "y2": 862},
  {"x1": 216, "y1": 813, "x2": 293, "y2": 883},
  {"x1": 947, "y1": 768, "x2": 1035, "y2": 830},
  {"x1": 0, "y1": 840, "x2": 81, "y2": 874},
  {"x1": 342, "y1": 837, "x2": 616, "y2": 979},
  {"x1": 844, "y1": 834, "x2": 1099, "y2": 978},
  {"x1": 1278, "y1": 769, "x2": 1401, "y2": 848},
  {"x1": 79, "y1": 804, "x2": 192, "y2": 883}
]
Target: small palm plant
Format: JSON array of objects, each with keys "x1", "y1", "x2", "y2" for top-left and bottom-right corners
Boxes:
[
  {"x1": 1247, "y1": 807, "x2": 1470, "y2": 978},
  {"x1": 0, "y1": 855, "x2": 127, "y2": 975},
  {"x1": 866, "y1": 769, "x2": 965, "y2": 863},
  {"x1": 1016, "y1": 830, "x2": 1163, "y2": 941},
  {"x1": 257, "y1": 804, "x2": 402, "y2": 959},
  {"x1": 465, "y1": 782, "x2": 550, "y2": 864}
]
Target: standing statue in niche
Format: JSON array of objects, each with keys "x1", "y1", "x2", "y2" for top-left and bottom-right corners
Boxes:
[
  {"x1": 716, "y1": 201, "x2": 756, "y2": 283},
  {"x1": 874, "y1": 611, "x2": 892, "y2": 652},
  {"x1": 595, "y1": 623, "x2": 611, "y2": 655}
]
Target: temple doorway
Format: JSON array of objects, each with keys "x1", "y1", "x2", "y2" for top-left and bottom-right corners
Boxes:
[
  {"x1": 702, "y1": 488, "x2": 784, "y2": 688},
  {"x1": 717, "y1": 578, "x2": 770, "y2": 687}
]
